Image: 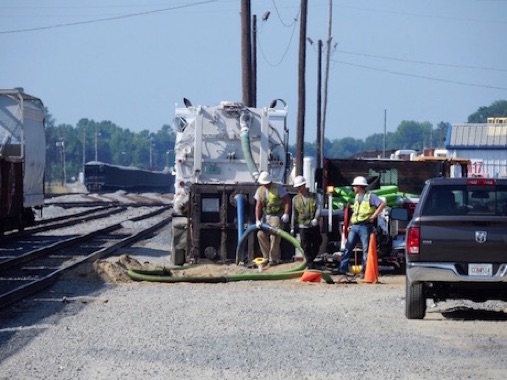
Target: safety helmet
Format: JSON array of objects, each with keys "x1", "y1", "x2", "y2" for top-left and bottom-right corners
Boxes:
[
  {"x1": 351, "y1": 176, "x2": 368, "y2": 187},
  {"x1": 293, "y1": 175, "x2": 306, "y2": 187},
  {"x1": 258, "y1": 171, "x2": 272, "y2": 185}
]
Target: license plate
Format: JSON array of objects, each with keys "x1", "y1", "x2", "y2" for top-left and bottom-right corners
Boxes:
[{"x1": 468, "y1": 263, "x2": 493, "y2": 276}]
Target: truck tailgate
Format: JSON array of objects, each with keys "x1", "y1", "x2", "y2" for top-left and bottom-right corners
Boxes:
[{"x1": 418, "y1": 216, "x2": 507, "y2": 262}]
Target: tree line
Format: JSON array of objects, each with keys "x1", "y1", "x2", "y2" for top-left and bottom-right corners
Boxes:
[{"x1": 45, "y1": 100, "x2": 507, "y2": 185}]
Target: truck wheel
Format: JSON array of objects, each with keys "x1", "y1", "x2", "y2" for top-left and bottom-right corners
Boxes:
[{"x1": 405, "y1": 279, "x2": 426, "y2": 319}]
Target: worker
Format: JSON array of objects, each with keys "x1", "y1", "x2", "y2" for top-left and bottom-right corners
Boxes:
[
  {"x1": 336, "y1": 176, "x2": 386, "y2": 276},
  {"x1": 291, "y1": 175, "x2": 322, "y2": 269},
  {"x1": 255, "y1": 171, "x2": 291, "y2": 266}
]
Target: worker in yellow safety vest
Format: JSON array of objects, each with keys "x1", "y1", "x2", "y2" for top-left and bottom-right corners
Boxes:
[
  {"x1": 255, "y1": 171, "x2": 291, "y2": 265},
  {"x1": 291, "y1": 175, "x2": 322, "y2": 269},
  {"x1": 336, "y1": 176, "x2": 386, "y2": 276}
]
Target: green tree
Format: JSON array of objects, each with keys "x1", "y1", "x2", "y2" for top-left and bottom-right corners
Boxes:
[
  {"x1": 467, "y1": 100, "x2": 507, "y2": 123},
  {"x1": 40, "y1": 99, "x2": 507, "y2": 186},
  {"x1": 434, "y1": 122, "x2": 449, "y2": 148},
  {"x1": 328, "y1": 137, "x2": 364, "y2": 158},
  {"x1": 391, "y1": 121, "x2": 432, "y2": 150}
]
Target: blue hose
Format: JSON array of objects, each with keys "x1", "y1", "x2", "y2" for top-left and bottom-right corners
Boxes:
[{"x1": 235, "y1": 193, "x2": 246, "y2": 244}]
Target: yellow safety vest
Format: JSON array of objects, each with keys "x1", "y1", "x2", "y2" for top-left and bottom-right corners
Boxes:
[
  {"x1": 293, "y1": 193, "x2": 316, "y2": 225},
  {"x1": 351, "y1": 192, "x2": 375, "y2": 224},
  {"x1": 259, "y1": 185, "x2": 284, "y2": 215}
]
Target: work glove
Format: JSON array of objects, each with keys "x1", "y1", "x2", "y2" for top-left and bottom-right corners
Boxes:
[
  {"x1": 256, "y1": 220, "x2": 262, "y2": 229},
  {"x1": 311, "y1": 218, "x2": 318, "y2": 226},
  {"x1": 281, "y1": 213, "x2": 289, "y2": 223}
]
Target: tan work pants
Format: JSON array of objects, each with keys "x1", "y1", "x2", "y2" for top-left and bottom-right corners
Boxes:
[{"x1": 257, "y1": 215, "x2": 281, "y2": 263}]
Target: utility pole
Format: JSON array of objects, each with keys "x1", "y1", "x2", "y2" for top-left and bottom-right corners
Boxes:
[
  {"x1": 95, "y1": 126, "x2": 98, "y2": 162},
  {"x1": 82, "y1": 127, "x2": 86, "y2": 174},
  {"x1": 251, "y1": 14, "x2": 257, "y2": 107},
  {"x1": 316, "y1": 39, "x2": 323, "y2": 169},
  {"x1": 56, "y1": 140, "x2": 66, "y2": 186},
  {"x1": 321, "y1": 0, "x2": 333, "y2": 160},
  {"x1": 240, "y1": 0, "x2": 252, "y2": 106},
  {"x1": 149, "y1": 137, "x2": 154, "y2": 170},
  {"x1": 383, "y1": 109, "x2": 387, "y2": 158},
  {"x1": 295, "y1": 0, "x2": 308, "y2": 176}
]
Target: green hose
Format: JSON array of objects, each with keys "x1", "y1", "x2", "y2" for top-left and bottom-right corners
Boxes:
[
  {"x1": 127, "y1": 224, "x2": 334, "y2": 284},
  {"x1": 127, "y1": 268, "x2": 334, "y2": 284}
]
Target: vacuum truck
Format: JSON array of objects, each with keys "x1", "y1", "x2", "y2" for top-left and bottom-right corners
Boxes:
[{"x1": 169, "y1": 99, "x2": 295, "y2": 265}]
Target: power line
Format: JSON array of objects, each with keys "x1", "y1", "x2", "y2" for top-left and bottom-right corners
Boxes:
[
  {"x1": 337, "y1": 49, "x2": 507, "y2": 73},
  {"x1": 331, "y1": 58, "x2": 507, "y2": 91},
  {"x1": 0, "y1": 0, "x2": 216, "y2": 34},
  {"x1": 271, "y1": 0, "x2": 299, "y2": 27},
  {"x1": 257, "y1": 20, "x2": 298, "y2": 67}
]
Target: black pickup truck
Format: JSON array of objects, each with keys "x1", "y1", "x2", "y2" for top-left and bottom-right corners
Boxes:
[{"x1": 405, "y1": 177, "x2": 507, "y2": 319}]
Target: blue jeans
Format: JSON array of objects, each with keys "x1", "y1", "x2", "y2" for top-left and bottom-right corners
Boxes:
[{"x1": 339, "y1": 223, "x2": 373, "y2": 272}]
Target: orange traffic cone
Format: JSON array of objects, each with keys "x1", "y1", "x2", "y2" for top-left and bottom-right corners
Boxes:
[{"x1": 363, "y1": 233, "x2": 379, "y2": 283}]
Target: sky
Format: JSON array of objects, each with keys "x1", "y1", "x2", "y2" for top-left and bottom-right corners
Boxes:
[{"x1": 2, "y1": 0, "x2": 507, "y2": 145}]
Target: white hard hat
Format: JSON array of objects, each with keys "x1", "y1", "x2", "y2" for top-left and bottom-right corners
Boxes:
[
  {"x1": 258, "y1": 171, "x2": 272, "y2": 185},
  {"x1": 293, "y1": 175, "x2": 306, "y2": 187},
  {"x1": 351, "y1": 176, "x2": 368, "y2": 187}
]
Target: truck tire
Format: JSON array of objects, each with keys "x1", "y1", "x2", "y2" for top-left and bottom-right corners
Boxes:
[{"x1": 405, "y1": 279, "x2": 426, "y2": 319}]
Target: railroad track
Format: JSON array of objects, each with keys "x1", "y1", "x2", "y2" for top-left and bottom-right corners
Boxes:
[
  {"x1": 44, "y1": 192, "x2": 173, "y2": 208},
  {"x1": 1, "y1": 206, "x2": 127, "y2": 242},
  {"x1": 0, "y1": 205, "x2": 173, "y2": 309}
]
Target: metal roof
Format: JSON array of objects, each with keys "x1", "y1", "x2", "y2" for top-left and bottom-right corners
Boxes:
[{"x1": 447, "y1": 123, "x2": 507, "y2": 149}]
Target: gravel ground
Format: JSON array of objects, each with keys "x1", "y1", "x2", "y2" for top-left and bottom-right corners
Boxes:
[{"x1": 1, "y1": 192, "x2": 506, "y2": 380}]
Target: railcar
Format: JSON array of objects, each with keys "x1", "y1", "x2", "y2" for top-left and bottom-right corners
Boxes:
[
  {"x1": 84, "y1": 161, "x2": 174, "y2": 192},
  {"x1": 0, "y1": 88, "x2": 46, "y2": 233}
]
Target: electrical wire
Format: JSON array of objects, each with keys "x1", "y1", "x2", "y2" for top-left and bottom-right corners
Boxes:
[
  {"x1": 257, "y1": 18, "x2": 298, "y2": 67},
  {"x1": 330, "y1": 58, "x2": 507, "y2": 91},
  {"x1": 0, "y1": 0, "x2": 216, "y2": 34},
  {"x1": 337, "y1": 49, "x2": 507, "y2": 73},
  {"x1": 271, "y1": 0, "x2": 299, "y2": 27}
]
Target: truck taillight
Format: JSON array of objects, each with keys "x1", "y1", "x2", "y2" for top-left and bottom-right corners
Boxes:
[
  {"x1": 467, "y1": 178, "x2": 495, "y2": 186},
  {"x1": 406, "y1": 226, "x2": 420, "y2": 256}
]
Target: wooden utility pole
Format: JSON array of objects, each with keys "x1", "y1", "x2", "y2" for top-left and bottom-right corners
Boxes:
[
  {"x1": 240, "y1": 0, "x2": 252, "y2": 106},
  {"x1": 316, "y1": 39, "x2": 323, "y2": 169},
  {"x1": 251, "y1": 14, "x2": 257, "y2": 107},
  {"x1": 321, "y1": 0, "x2": 333, "y2": 159},
  {"x1": 295, "y1": 0, "x2": 308, "y2": 176}
]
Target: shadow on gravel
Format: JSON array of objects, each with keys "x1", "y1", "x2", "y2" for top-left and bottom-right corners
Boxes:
[
  {"x1": 441, "y1": 307, "x2": 507, "y2": 321},
  {"x1": 0, "y1": 277, "x2": 108, "y2": 365},
  {"x1": 120, "y1": 246, "x2": 169, "y2": 263}
]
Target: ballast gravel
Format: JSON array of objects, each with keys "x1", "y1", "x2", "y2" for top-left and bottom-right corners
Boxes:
[
  {"x1": 1, "y1": 274, "x2": 506, "y2": 380},
  {"x1": 1, "y1": 192, "x2": 506, "y2": 380}
]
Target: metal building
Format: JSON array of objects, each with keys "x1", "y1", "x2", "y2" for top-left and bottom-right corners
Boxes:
[{"x1": 447, "y1": 117, "x2": 507, "y2": 178}]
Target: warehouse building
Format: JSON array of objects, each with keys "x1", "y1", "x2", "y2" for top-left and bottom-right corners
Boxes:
[{"x1": 446, "y1": 117, "x2": 507, "y2": 178}]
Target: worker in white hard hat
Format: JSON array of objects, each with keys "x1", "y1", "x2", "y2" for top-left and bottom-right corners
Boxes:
[
  {"x1": 291, "y1": 175, "x2": 322, "y2": 269},
  {"x1": 254, "y1": 171, "x2": 291, "y2": 266},
  {"x1": 335, "y1": 176, "x2": 386, "y2": 276}
]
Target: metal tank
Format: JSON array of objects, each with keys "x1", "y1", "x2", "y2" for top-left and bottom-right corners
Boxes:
[{"x1": 170, "y1": 99, "x2": 293, "y2": 265}]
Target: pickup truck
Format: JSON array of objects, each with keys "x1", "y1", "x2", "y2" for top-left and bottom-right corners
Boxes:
[{"x1": 405, "y1": 177, "x2": 507, "y2": 319}]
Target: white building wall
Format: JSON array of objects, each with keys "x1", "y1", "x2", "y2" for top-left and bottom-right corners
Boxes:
[{"x1": 449, "y1": 149, "x2": 507, "y2": 178}]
